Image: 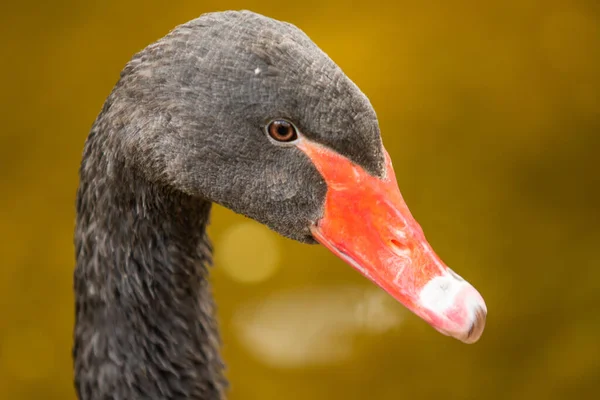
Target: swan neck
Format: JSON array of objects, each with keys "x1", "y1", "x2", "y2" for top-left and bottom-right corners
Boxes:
[{"x1": 74, "y1": 155, "x2": 226, "y2": 400}]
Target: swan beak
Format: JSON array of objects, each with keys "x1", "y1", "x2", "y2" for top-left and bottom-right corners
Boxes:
[{"x1": 298, "y1": 140, "x2": 487, "y2": 344}]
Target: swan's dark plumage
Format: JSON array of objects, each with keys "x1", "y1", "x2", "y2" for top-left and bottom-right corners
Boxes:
[{"x1": 74, "y1": 10, "x2": 386, "y2": 400}]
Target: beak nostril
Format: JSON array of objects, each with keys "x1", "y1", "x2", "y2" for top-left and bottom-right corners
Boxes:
[
  {"x1": 388, "y1": 238, "x2": 411, "y2": 259},
  {"x1": 390, "y1": 239, "x2": 402, "y2": 247},
  {"x1": 390, "y1": 238, "x2": 410, "y2": 251}
]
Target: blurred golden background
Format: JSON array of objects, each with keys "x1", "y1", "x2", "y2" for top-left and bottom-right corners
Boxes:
[{"x1": 1, "y1": 0, "x2": 599, "y2": 399}]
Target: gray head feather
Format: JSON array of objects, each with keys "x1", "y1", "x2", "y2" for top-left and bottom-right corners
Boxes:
[{"x1": 90, "y1": 10, "x2": 384, "y2": 241}]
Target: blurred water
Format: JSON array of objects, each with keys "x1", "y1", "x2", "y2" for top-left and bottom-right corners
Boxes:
[{"x1": 233, "y1": 286, "x2": 404, "y2": 368}]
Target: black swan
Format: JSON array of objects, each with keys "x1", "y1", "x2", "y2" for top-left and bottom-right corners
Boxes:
[{"x1": 74, "y1": 10, "x2": 487, "y2": 400}]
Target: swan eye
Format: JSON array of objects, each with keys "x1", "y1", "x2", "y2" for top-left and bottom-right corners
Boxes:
[{"x1": 266, "y1": 119, "x2": 298, "y2": 142}]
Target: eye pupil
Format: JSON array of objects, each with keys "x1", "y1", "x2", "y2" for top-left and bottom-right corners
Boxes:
[
  {"x1": 277, "y1": 125, "x2": 288, "y2": 136},
  {"x1": 267, "y1": 119, "x2": 298, "y2": 142}
]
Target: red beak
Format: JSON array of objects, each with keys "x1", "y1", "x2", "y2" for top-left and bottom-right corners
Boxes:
[{"x1": 298, "y1": 139, "x2": 487, "y2": 343}]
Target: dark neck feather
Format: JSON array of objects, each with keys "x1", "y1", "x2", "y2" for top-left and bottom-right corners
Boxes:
[{"x1": 74, "y1": 132, "x2": 227, "y2": 400}]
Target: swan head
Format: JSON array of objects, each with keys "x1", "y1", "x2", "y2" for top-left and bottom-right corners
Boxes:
[{"x1": 93, "y1": 10, "x2": 486, "y2": 343}]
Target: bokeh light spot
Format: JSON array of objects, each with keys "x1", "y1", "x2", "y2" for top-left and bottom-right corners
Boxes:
[
  {"x1": 215, "y1": 221, "x2": 281, "y2": 284},
  {"x1": 233, "y1": 286, "x2": 405, "y2": 368}
]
